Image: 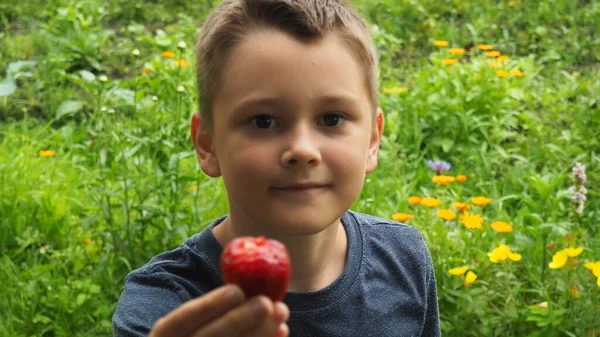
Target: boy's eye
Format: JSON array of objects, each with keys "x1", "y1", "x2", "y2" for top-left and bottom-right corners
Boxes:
[
  {"x1": 319, "y1": 113, "x2": 345, "y2": 127},
  {"x1": 251, "y1": 115, "x2": 276, "y2": 129}
]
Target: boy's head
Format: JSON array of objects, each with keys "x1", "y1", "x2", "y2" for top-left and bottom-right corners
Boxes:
[
  {"x1": 191, "y1": 0, "x2": 383, "y2": 236},
  {"x1": 195, "y1": 0, "x2": 379, "y2": 125}
]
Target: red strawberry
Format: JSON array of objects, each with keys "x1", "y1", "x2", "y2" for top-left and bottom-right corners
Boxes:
[{"x1": 220, "y1": 236, "x2": 291, "y2": 302}]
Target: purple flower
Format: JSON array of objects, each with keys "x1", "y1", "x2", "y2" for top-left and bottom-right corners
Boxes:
[{"x1": 427, "y1": 160, "x2": 451, "y2": 173}]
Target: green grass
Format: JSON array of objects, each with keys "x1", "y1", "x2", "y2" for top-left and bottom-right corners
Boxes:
[{"x1": 1, "y1": 0, "x2": 599, "y2": 336}]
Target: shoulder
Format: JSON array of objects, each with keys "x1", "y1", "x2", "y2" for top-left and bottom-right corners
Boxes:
[
  {"x1": 346, "y1": 210, "x2": 433, "y2": 277},
  {"x1": 124, "y1": 218, "x2": 226, "y2": 297},
  {"x1": 346, "y1": 210, "x2": 426, "y2": 245}
]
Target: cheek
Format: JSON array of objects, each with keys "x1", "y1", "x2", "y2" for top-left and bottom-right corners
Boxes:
[
  {"x1": 220, "y1": 141, "x2": 273, "y2": 185},
  {"x1": 327, "y1": 139, "x2": 369, "y2": 181}
]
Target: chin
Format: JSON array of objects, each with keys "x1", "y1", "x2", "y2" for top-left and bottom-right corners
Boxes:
[{"x1": 262, "y1": 210, "x2": 343, "y2": 236}]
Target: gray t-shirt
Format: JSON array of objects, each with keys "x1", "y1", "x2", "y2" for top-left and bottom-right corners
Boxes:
[{"x1": 113, "y1": 210, "x2": 440, "y2": 337}]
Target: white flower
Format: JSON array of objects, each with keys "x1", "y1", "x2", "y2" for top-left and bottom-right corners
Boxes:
[
  {"x1": 176, "y1": 85, "x2": 185, "y2": 93},
  {"x1": 108, "y1": 108, "x2": 115, "y2": 114},
  {"x1": 151, "y1": 96, "x2": 158, "y2": 101},
  {"x1": 98, "y1": 75, "x2": 108, "y2": 82},
  {"x1": 178, "y1": 41, "x2": 187, "y2": 50},
  {"x1": 132, "y1": 49, "x2": 140, "y2": 56},
  {"x1": 39, "y1": 245, "x2": 49, "y2": 254},
  {"x1": 572, "y1": 162, "x2": 586, "y2": 185}
]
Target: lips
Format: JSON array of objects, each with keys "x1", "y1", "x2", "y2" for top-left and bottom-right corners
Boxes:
[{"x1": 271, "y1": 182, "x2": 330, "y2": 190}]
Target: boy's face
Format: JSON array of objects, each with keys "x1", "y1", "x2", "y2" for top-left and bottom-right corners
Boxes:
[{"x1": 192, "y1": 29, "x2": 383, "y2": 236}]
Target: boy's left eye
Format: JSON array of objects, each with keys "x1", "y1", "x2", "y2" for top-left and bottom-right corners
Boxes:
[{"x1": 318, "y1": 113, "x2": 345, "y2": 127}]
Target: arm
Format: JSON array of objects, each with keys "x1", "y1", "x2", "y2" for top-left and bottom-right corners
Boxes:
[
  {"x1": 419, "y1": 256, "x2": 441, "y2": 337},
  {"x1": 113, "y1": 272, "x2": 187, "y2": 337},
  {"x1": 112, "y1": 273, "x2": 289, "y2": 337}
]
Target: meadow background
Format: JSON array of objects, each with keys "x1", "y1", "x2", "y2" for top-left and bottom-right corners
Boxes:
[{"x1": 1, "y1": 0, "x2": 599, "y2": 336}]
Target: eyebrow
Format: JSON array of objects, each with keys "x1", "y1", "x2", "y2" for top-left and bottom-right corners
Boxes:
[{"x1": 231, "y1": 93, "x2": 363, "y2": 112}]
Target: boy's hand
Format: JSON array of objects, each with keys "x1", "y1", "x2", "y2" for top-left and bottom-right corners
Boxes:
[{"x1": 149, "y1": 285, "x2": 289, "y2": 337}]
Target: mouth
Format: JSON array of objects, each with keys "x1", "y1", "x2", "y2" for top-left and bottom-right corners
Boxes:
[{"x1": 270, "y1": 182, "x2": 331, "y2": 191}]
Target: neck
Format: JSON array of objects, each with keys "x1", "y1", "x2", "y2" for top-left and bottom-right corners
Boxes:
[{"x1": 213, "y1": 216, "x2": 348, "y2": 293}]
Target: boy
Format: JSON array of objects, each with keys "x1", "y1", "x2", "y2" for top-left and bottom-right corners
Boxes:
[{"x1": 113, "y1": 0, "x2": 440, "y2": 336}]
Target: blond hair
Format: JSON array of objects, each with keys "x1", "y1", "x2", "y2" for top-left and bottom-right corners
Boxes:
[{"x1": 195, "y1": 0, "x2": 378, "y2": 124}]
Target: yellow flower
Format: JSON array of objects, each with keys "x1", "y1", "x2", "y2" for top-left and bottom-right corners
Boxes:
[
  {"x1": 432, "y1": 175, "x2": 456, "y2": 186},
  {"x1": 407, "y1": 196, "x2": 423, "y2": 205},
  {"x1": 510, "y1": 69, "x2": 524, "y2": 76},
  {"x1": 437, "y1": 209, "x2": 457, "y2": 221},
  {"x1": 549, "y1": 250, "x2": 568, "y2": 269},
  {"x1": 488, "y1": 244, "x2": 521, "y2": 263},
  {"x1": 584, "y1": 262, "x2": 600, "y2": 277},
  {"x1": 449, "y1": 48, "x2": 466, "y2": 55},
  {"x1": 452, "y1": 202, "x2": 471, "y2": 211},
  {"x1": 485, "y1": 51, "x2": 502, "y2": 57},
  {"x1": 392, "y1": 213, "x2": 414, "y2": 222},
  {"x1": 39, "y1": 150, "x2": 56, "y2": 157},
  {"x1": 460, "y1": 212, "x2": 484, "y2": 230},
  {"x1": 478, "y1": 44, "x2": 494, "y2": 51},
  {"x1": 434, "y1": 40, "x2": 449, "y2": 47},
  {"x1": 383, "y1": 87, "x2": 408, "y2": 94},
  {"x1": 176, "y1": 59, "x2": 189, "y2": 67},
  {"x1": 491, "y1": 221, "x2": 513, "y2": 233},
  {"x1": 456, "y1": 174, "x2": 467, "y2": 183},
  {"x1": 464, "y1": 271, "x2": 477, "y2": 286},
  {"x1": 471, "y1": 196, "x2": 491, "y2": 207},
  {"x1": 508, "y1": 252, "x2": 522, "y2": 261},
  {"x1": 449, "y1": 266, "x2": 469, "y2": 276},
  {"x1": 161, "y1": 51, "x2": 176, "y2": 58},
  {"x1": 421, "y1": 198, "x2": 443, "y2": 208},
  {"x1": 442, "y1": 58, "x2": 458, "y2": 65},
  {"x1": 488, "y1": 245, "x2": 509, "y2": 262},
  {"x1": 85, "y1": 237, "x2": 92, "y2": 245},
  {"x1": 496, "y1": 70, "x2": 509, "y2": 78},
  {"x1": 590, "y1": 263, "x2": 600, "y2": 286},
  {"x1": 564, "y1": 247, "x2": 583, "y2": 257},
  {"x1": 497, "y1": 55, "x2": 509, "y2": 63},
  {"x1": 188, "y1": 185, "x2": 198, "y2": 191},
  {"x1": 486, "y1": 60, "x2": 501, "y2": 68},
  {"x1": 142, "y1": 67, "x2": 151, "y2": 73}
]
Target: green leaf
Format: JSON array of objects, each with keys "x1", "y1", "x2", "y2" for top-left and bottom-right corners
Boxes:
[
  {"x1": 76, "y1": 293, "x2": 88, "y2": 306},
  {"x1": 509, "y1": 88, "x2": 524, "y2": 101},
  {"x1": 56, "y1": 100, "x2": 84, "y2": 120},
  {"x1": 79, "y1": 70, "x2": 96, "y2": 82},
  {"x1": 7, "y1": 60, "x2": 36, "y2": 75},
  {"x1": 33, "y1": 314, "x2": 52, "y2": 324},
  {"x1": 0, "y1": 76, "x2": 16, "y2": 96}
]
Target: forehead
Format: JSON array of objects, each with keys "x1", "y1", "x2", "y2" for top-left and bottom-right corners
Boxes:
[{"x1": 213, "y1": 28, "x2": 370, "y2": 114}]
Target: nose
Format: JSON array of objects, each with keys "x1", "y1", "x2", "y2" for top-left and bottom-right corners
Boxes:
[{"x1": 280, "y1": 126, "x2": 322, "y2": 167}]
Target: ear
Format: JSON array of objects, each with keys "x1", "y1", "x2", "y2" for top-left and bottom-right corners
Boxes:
[
  {"x1": 365, "y1": 107, "x2": 384, "y2": 174},
  {"x1": 190, "y1": 112, "x2": 222, "y2": 177}
]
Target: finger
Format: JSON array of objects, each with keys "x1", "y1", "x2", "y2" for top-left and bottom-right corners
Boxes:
[
  {"x1": 150, "y1": 285, "x2": 244, "y2": 337},
  {"x1": 192, "y1": 296, "x2": 273, "y2": 337},
  {"x1": 273, "y1": 323, "x2": 289, "y2": 337},
  {"x1": 273, "y1": 302, "x2": 290, "y2": 322},
  {"x1": 246, "y1": 302, "x2": 289, "y2": 337}
]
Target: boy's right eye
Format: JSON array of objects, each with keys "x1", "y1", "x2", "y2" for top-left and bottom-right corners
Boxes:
[{"x1": 251, "y1": 115, "x2": 277, "y2": 129}]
